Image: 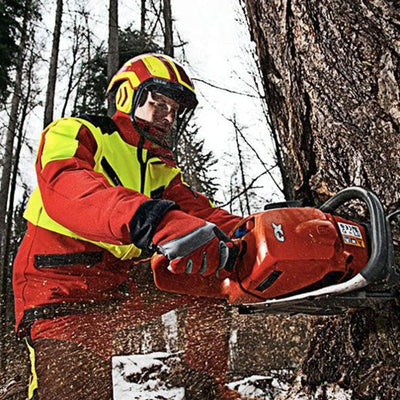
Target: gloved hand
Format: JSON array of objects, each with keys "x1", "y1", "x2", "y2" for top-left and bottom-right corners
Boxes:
[{"x1": 151, "y1": 210, "x2": 240, "y2": 278}]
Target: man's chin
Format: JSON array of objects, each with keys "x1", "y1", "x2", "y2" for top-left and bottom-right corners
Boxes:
[
  {"x1": 154, "y1": 125, "x2": 172, "y2": 136},
  {"x1": 150, "y1": 128, "x2": 172, "y2": 147}
]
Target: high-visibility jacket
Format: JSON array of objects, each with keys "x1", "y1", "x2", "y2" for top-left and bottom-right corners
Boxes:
[{"x1": 13, "y1": 112, "x2": 241, "y2": 332}]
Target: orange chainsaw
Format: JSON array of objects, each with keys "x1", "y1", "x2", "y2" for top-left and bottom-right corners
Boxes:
[{"x1": 151, "y1": 187, "x2": 400, "y2": 315}]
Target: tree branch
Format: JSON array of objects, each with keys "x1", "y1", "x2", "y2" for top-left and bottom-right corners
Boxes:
[
  {"x1": 219, "y1": 170, "x2": 268, "y2": 208},
  {"x1": 192, "y1": 77, "x2": 260, "y2": 98}
]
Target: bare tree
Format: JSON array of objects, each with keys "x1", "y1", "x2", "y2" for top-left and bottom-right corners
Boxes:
[
  {"x1": 233, "y1": 116, "x2": 251, "y2": 215},
  {"x1": 147, "y1": 0, "x2": 163, "y2": 40},
  {"x1": 2, "y1": 34, "x2": 40, "y2": 324},
  {"x1": 0, "y1": 0, "x2": 36, "y2": 369},
  {"x1": 107, "y1": 0, "x2": 119, "y2": 116},
  {"x1": 236, "y1": 10, "x2": 292, "y2": 201},
  {"x1": 244, "y1": 0, "x2": 400, "y2": 397},
  {"x1": 162, "y1": 0, "x2": 173, "y2": 56},
  {"x1": 0, "y1": 0, "x2": 31, "y2": 288},
  {"x1": 222, "y1": 112, "x2": 283, "y2": 212},
  {"x1": 141, "y1": 0, "x2": 147, "y2": 35},
  {"x1": 72, "y1": 9, "x2": 93, "y2": 115},
  {"x1": 61, "y1": 12, "x2": 86, "y2": 117},
  {"x1": 43, "y1": 0, "x2": 63, "y2": 127}
]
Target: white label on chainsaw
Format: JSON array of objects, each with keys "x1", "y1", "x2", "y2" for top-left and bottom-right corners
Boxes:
[
  {"x1": 338, "y1": 222, "x2": 365, "y2": 247},
  {"x1": 338, "y1": 222, "x2": 362, "y2": 238}
]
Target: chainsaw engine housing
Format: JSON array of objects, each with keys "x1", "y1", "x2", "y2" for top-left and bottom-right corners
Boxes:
[{"x1": 227, "y1": 208, "x2": 369, "y2": 304}]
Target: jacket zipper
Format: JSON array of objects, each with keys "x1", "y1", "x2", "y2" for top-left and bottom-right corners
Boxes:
[{"x1": 101, "y1": 157, "x2": 123, "y2": 186}]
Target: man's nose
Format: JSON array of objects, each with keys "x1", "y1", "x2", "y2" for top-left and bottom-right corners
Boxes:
[{"x1": 164, "y1": 111, "x2": 175, "y2": 124}]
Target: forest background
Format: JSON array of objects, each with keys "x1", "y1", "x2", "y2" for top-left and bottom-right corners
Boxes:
[{"x1": 1, "y1": 0, "x2": 399, "y2": 399}]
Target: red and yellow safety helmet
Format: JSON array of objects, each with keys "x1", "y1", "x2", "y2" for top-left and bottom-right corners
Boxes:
[{"x1": 107, "y1": 53, "x2": 198, "y2": 115}]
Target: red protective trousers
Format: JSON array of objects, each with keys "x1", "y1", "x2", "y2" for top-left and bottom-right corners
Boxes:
[{"x1": 28, "y1": 288, "x2": 231, "y2": 399}]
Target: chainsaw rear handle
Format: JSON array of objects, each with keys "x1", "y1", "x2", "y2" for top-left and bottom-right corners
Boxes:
[{"x1": 319, "y1": 186, "x2": 388, "y2": 282}]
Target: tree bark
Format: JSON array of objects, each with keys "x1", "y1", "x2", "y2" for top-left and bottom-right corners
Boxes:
[
  {"x1": 244, "y1": 0, "x2": 400, "y2": 397},
  {"x1": 107, "y1": 0, "x2": 119, "y2": 116},
  {"x1": 244, "y1": 0, "x2": 399, "y2": 209},
  {"x1": 3, "y1": 30, "x2": 37, "y2": 322},
  {"x1": 43, "y1": 0, "x2": 63, "y2": 128}
]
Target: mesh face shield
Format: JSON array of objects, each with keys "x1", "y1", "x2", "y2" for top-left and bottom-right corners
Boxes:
[{"x1": 130, "y1": 78, "x2": 198, "y2": 151}]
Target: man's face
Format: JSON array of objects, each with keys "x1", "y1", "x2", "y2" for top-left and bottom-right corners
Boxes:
[{"x1": 134, "y1": 91, "x2": 179, "y2": 135}]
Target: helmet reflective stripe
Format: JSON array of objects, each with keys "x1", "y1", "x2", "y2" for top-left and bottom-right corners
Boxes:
[
  {"x1": 143, "y1": 55, "x2": 195, "y2": 93},
  {"x1": 157, "y1": 55, "x2": 196, "y2": 93},
  {"x1": 142, "y1": 56, "x2": 172, "y2": 81},
  {"x1": 107, "y1": 68, "x2": 140, "y2": 114},
  {"x1": 107, "y1": 70, "x2": 140, "y2": 92}
]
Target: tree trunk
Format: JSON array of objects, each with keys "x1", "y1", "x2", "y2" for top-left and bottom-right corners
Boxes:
[
  {"x1": 107, "y1": 0, "x2": 119, "y2": 117},
  {"x1": 141, "y1": 0, "x2": 147, "y2": 35},
  {"x1": 162, "y1": 0, "x2": 173, "y2": 57},
  {"x1": 0, "y1": 0, "x2": 32, "y2": 370},
  {"x1": 243, "y1": 0, "x2": 400, "y2": 397},
  {"x1": 0, "y1": 0, "x2": 30, "y2": 291},
  {"x1": 2, "y1": 30, "x2": 37, "y2": 322},
  {"x1": 61, "y1": 15, "x2": 82, "y2": 117},
  {"x1": 244, "y1": 0, "x2": 399, "y2": 209},
  {"x1": 43, "y1": 0, "x2": 63, "y2": 128}
]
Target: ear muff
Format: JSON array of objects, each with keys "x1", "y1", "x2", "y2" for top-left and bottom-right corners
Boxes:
[{"x1": 115, "y1": 80, "x2": 136, "y2": 114}]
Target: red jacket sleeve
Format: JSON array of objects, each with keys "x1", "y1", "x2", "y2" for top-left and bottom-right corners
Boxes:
[
  {"x1": 36, "y1": 119, "x2": 151, "y2": 245},
  {"x1": 162, "y1": 175, "x2": 242, "y2": 236}
]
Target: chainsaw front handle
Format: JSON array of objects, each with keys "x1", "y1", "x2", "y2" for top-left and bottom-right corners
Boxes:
[{"x1": 319, "y1": 186, "x2": 388, "y2": 283}]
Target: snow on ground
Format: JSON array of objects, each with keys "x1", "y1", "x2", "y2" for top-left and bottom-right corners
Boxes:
[
  {"x1": 273, "y1": 375, "x2": 354, "y2": 400},
  {"x1": 314, "y1": 383, "x2": 353, "y2": 400},
  {"x1": 112, "y1": 352, "x2": 355, "y2": 400},
  {"x1": 112, "y1": 352, "x2": 292, "y2": 399},
  {"x1": 227, "y1": 373, "x2": 291, "y2": 399},
  {"x1": 112, "y1": 352, "x2": 185, "y2": 400}
]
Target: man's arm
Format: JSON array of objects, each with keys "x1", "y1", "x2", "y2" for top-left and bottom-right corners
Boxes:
[
  {"x1": 36, "y1": 118, "x2": 175, "y2": 245},
  {"x1": 162, "y1": 175, "x2": 242, "y2": 236}
]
